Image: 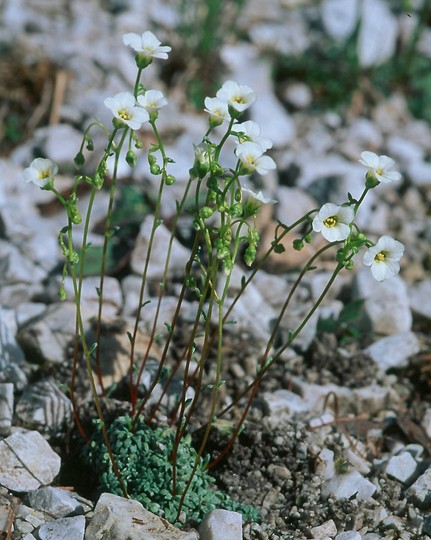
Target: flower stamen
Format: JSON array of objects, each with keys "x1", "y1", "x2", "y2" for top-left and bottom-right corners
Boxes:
[
  {"x1": 118, "y1": 110, "x2": 132, "y2": 121},
  {"x1": 374, "y1": 251, "x2": 386, "y2": 262},
  {"x1": 323, "y1": 216, "x2": 338, "y2": 228}
]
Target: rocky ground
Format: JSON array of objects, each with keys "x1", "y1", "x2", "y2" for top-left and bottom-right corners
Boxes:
[{"x1": 1, "y1": 0, "x2": 431, "y2": 539}]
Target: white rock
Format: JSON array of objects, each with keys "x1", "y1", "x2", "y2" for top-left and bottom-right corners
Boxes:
[
  {"x1": 17, "y1": 303, "x2": 81, "y2": 365},
  {"x1": 316, "y1": 449, "x2": 335, "y2": 481},
  {"x1": 422, "y1": 408, "x2": 431, "y2": 439},
  {"x1": 385, "y1": 452, "x2": 418, "y2": 484},
  {"x1": 252, "y1": 271, "x2": 289, "y2": 307},
  {"x1": 352, "y1": 385, "x2": 400, "y2": 416},
  {"x1": 27, "y1": 486, "x2": 92, "y2": 518},
  {"x1": 262, "y1": 389, "x2": 309, "y2": 427},
  {"x1": 251, "y1": 91, "x2": 296, "y2": 148},
  {"x1": 0, "y1": 383, "x2": 14, "y2": 436},
  {"x1": 0, "y1": 431, "x2": 61, "y2": 492},
  {"x1": 321, "y1": 0, "x2": 359, "y2": 41},
  {"x1": 131, "y1": 215, "x2": 191, "y2": 280},
  {"x1": 323, "y1": 470, "x2": 376, "y2": 501},
  {"x1": 84, "y1": 493, "x2": 199, "y2": 540},
  {"x1": 311, "y1": 519, "x2": 337, "y2": 538},
  {"x1": 407, "y1": 160, "x2": 431, "y2": 187},
  {"x1": 335, "y1": 533, "x2": 362, "y2": 540},
  {"x1": 386, "y1": 136, "x2": 424, "y2": 166},
  {"x1": 138, "y1": 296, "x2": 197, "y2": 335},
  {"x1": 406, "y1": 467, "x2": 431, "y2": 509},
  {"x1": 199, "y1": 509, "x2": 242, "y2": 540},
  {"x1": 42, "y1": 124, "x2": 84, "y2": 166},
  {"x1": 365, "y1": 332, "x2": 420, "y2": 371},
  {"x1": 357, "y1": 0, "x2": 398, "y2": 67},
  {"x1": 353, "y1": 270, "x2": 412, "y2": 335},
  {"x1": 275, "y1": 186, "x2": 318, "y2": 228},
  {"x1": 0, "y1": 240, "x2": 47, "y2": 288},
  {"x1": 59, "y1": 275, "x2": 123, "y2": 318},
  {"x1": 409, "y1": 279, "x2": 431, "y2": 319},
  {"x1": 291, "y1": 377, "x2": 353, "y2": 416},
  {"x1": 121, "y1": 274, "x2": 148, "y2": 317},
  {"x1": 283, "y1": 82, "x2": 313, "y2": 109},
  {"x1": 15, "y1": 380, "x2": 72, "y2": 432},
  {"x1": 248, "y1": 15, "x2": 310, "y2": 56},
  {"x1": 38, "y1": 515, "x2": 85, "y2": 540}
]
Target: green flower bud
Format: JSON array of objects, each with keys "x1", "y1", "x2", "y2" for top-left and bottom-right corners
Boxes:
[
  {"x1": 74, "y1": 151, "x2": 85, "y2": 168},
  {"x1": 164, "y1": 174, "x2": 176, "y2": 186},
  {"x1": 304, "y1": 233, "x2": 312, "y2": 244},
  {"x1": 58, "y1": 285, "x2": 67, "y2": 301},
  {"x1": 68, "y1": 204, "x2": 82, "y2": 225},
  {"x1": 345, "y1": 259, "x2": 354, "y2": 270},
  {"x1": 230, "y1": 203, "x2": 243, "y2": 217},
  {"x1": 126, "y1": 149, "x2": 137, "y2": 167},
  {"x1": 199, "y1": 206, "x2": 214, "y2": 219},
  {"x1": 150, "y1": 164, "x2": 161, "y2": 175},
  {"x1": 293, "y1": 239, "x2": 304, "y2": 251},
  {"x1": 223, "y1": 258, "x2": 234, "y2": 275},
  {"x1": 217, "y1": 246, "x2": 230, "y2": 260},
  {"x1": 93, "y1": 173, "x2": 104, "y2": 189},
  {"x1": 192, "y1": 143, "x2": 212, "y2": 179},
  {"x1": 244, "y1": 245, "x2": 257, "y2": 266},
  {"x1": 69, "y1": 251, "x2": 80, "y2": 264},
  {"x1": 85, "y1": 137, "x2": 94, "y2": 151}
]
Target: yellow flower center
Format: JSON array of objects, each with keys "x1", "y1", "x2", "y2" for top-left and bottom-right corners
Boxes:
[
  {"x1": 323, "y1": 216, "x2": 338, "y2": 228},
  {"x1": 232, "y1": 96, "x2": 246, "y2": 104},
  {"x1": 376, "y1": 168, "x2": 383, "y2": 176},
  {"x1": 246, "y1": 156, "x2": 256, "y2": 167},
  {"x1": 38, "y1": 170, "x2": 50, "y2": 179},
  {"x1": 374, "y1": 251, "x2": 387, "y2": 262},
  {"x1": 118, "y1": 109, "x2": 132, "y2": 121}
]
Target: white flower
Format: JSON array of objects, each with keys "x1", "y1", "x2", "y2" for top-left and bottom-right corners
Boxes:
[
  {"x1": 23, "y1": 158, "x2": 58, "y2": 188},
  {"x1": 216, "y1": 80, "x2": 256, "y2": 113},
  {"x1": 312, "y1": 203, "x2": 355, "y2": 242},
  {"x1": 363, "y1": 235, "x2": 405, "y2": 281},
  {"x1": 204, "y1": 97, "x2": 230, "y2": 123},
  {"x1": 235, "y1": 141, "x2": 276, "y2": 175},
  {"x1": 241, "y1": 183, "x2": 277, "y2": 204},
  {"x1": 104, "y1": 92, "x2": 149, "y2": 130},
  {"x1": 359, "y1": 151, "x2": 401, "y2": 184},
  {"x1": 137, "y1": 89, "x2": 168, "y2": 112},
  {"x1": 234, "y1": 121, "x2": 273, "y2": 152},
  {"x1": 122, "y1": 31, "x2": 171, "y2": 59}
]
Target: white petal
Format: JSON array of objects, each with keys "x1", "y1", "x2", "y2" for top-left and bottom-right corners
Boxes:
[
  {"x1": 122, "y1": 33, "x2": 143, "y2": 51},
  {"x1": 370, "y1": 261, "x2": 388, "y2": 281},
  {"x1": 359, "y1": 151, "x2": 379, "y2": 168}
]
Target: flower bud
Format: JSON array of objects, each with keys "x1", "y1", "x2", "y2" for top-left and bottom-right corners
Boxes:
[
  {"x1": 244, "y1": 245, "x2": 257, "y2": 266},
  {"x1": 126, "y1": 149, "x2": 137, "y2": 167},
  {"x1": 217, "y1": 246, "x2": 230, "y2": 260},
  {"x1": 68, "y1": 204, "x2": 82, "y2": 225},
  {"x1": 230, "y1": 203, "x2": 243, "y2": 217},
  {"x1": 58, "y1": 285, "x2": 67, "y2": 301},
  {"x1": 192, "y1": 143, "x2": 212, "y2": 179},
  {"x1": 293, "y1": 239, "x2": 304, "y2": 251},
  {"x1": 199, "y1": 206, "x2": 214, "y2": 219},
  {"x1": 164, "y1": 174, "x2": 176, "y2": 186},
  {"x1": 85, "y1": 137, "x2": 94, "y2": 151},
  {"x1": 74, "y1": 151, "x2": 85, "y2": 168},
  {"x1": 93, "y1": 173, "x2": 104, "y2": 189}
]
